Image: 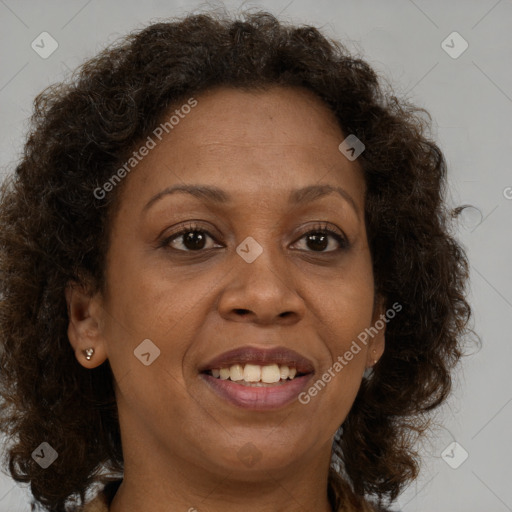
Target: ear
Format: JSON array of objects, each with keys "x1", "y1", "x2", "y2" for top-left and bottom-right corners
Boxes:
[
  {"x1": 65, "y1": 280, "x2": 109, "y2": 369},
  {"x1": 365, "y1": 294, "x2": 386, "y2": 368}
]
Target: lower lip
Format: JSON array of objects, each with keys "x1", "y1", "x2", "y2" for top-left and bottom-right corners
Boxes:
[{"x1": 200, "y1": 373, "x2": 313, "y2": 410}]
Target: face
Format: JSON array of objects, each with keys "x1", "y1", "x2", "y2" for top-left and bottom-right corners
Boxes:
[{"x1": 67, "y1": 86, "x2": 385, "y2": 482}]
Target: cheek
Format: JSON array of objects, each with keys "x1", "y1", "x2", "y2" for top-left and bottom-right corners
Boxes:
[
  {"x1": 102, "y1": 266, "x2": 205, "y2": 419},
  {"x1": 301, "y1": 316, "x2": 369, "y2": 430},
  {"x1": 104, "y1": 240, "x2": 207, "y2": 332},
  {"x1": 316, "y1": 268, "x2": 375, "y2": 352},
  {"x1": 101, "y1": 250, "x2": 210, "y2": 387},
  {"x1": 306, "y1": 256, "x2": 374, "y2": 408}
]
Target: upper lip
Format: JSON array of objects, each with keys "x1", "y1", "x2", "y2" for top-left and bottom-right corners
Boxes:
[{"x1": 199, "y1": 346, "x2": 315, "y2": 375}]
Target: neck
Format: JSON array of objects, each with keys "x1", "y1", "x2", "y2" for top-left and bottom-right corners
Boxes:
[{"x1": 109, "y1": 443, "x2": 335, "y2": 512}]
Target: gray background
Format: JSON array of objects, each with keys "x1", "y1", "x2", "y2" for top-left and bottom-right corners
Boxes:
[{"x1": 0, "y1": 0, "x2": 511, "y2": 510}]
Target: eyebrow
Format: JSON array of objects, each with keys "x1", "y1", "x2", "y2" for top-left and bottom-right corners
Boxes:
[{"x1": 142, "y1": 183, "x2": 360, "y2": 218}]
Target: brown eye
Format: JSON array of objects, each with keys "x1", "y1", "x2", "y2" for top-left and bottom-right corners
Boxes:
[
  {"x1": 293, "y1": 227, "x2": 348, "y2": 253},
  {"x1": 161, "y1": 224, "x2": 222, "y2": 252},
  {"x1": 179, "y1": 230, "x2": 209, "y2": 250},
  {"x1": 305, "y1": 232, "x2": 330, "y2": 251}
]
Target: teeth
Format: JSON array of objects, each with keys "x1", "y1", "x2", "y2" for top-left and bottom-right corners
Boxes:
[
  {"x1": 229, "y1": 364, "x2": 244, "y2": 381},
  {"x1": 243, "y1": 364, "x2": 261, "y2": 382},
  {"x1": 208, "y1": 364, "x2": 301, "y2": 383},
  {"x1": 261, "y1": 364, "x2": 281, "y2": 383}
]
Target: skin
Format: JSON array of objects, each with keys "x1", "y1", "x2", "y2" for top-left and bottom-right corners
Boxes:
[{"x1": 66, "y1": 85, "x2": 385, "y2": 512}]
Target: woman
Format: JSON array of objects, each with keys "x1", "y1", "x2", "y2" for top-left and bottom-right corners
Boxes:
[{"x1": 0, "y1": 10, "x2": 472, "y2": 512}]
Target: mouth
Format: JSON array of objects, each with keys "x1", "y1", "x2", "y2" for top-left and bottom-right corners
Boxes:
[
  {"x1": 198, "y1": 346, "x2": 315, "y2": 410},
  {"x1": 202, "y1": 363, "x2": 308, "y2": 386}
]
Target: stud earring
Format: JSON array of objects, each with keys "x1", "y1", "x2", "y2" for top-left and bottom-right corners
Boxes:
[
  {"x1": 372, "y1": 349, "x2": 378, "y2": 365},
  {"x1": 83, "y1": 348, "x2": 95, "y2": 361}
]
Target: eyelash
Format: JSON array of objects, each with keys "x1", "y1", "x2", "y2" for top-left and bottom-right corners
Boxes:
[{"x1": 159, "y1": 222, "x2": 349, "y2": 253}]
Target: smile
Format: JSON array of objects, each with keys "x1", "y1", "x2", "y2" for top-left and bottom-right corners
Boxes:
[{"x1": 206, "y1": 363, "x2": 301, "y2": 384}]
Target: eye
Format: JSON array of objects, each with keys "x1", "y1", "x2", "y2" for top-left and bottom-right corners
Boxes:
[
  {"x1": 292, "y1": 223, "x2": 348, "y2": 252},
  {"x1": 160, "y1": 222, "x2": 349, "y2": 253},
  {"x1": 160, "y1": 223, "x2": 222, "y2": 252}
]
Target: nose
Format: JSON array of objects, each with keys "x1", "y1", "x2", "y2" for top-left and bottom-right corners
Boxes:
[{"x1": 217, "y1": 244, "x2": 306, "y2": 326}]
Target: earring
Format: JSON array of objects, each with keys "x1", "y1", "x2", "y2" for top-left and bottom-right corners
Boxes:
[
  {"x1": 83, "y1": 348, "x2": 95, "y2": 361},
  {"x1": 372, "y1": 349, "x2": 378, "y2": 365}
]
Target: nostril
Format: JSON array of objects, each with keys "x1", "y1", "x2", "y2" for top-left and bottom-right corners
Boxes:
[{"x1": 234, "y1": 309, "x2": 250, "y2": 315}]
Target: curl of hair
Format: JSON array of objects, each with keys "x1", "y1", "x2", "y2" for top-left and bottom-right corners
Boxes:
[{"x1": 0, "y1": 10, "x2": 473, "y2": 511}]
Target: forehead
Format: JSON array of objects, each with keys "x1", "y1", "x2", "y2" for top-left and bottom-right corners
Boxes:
[
  {"x1": 116, "y1": 85, "x2": 366, "y2": 215},
  {"x1": 174, "y1": 85, "x2": 343, "y2": 144}
]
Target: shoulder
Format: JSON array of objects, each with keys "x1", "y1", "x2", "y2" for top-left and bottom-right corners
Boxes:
[
  {"x1": 368, "y1": 505, "x2": 402, "y2": 512},
  {"x1": 81, "y1": 494, "x2": 109, "y2": 512},
  {"x1": 79, "y1": 480, "x2": 122, "y2": 512},
  {"x1": 328, "y1": 471, "x2": 400, "y2": 512}
]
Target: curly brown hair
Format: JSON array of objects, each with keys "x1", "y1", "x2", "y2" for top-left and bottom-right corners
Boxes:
[{"x1": 0, "y1": 10, "x2": 473, "y2": 512}]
